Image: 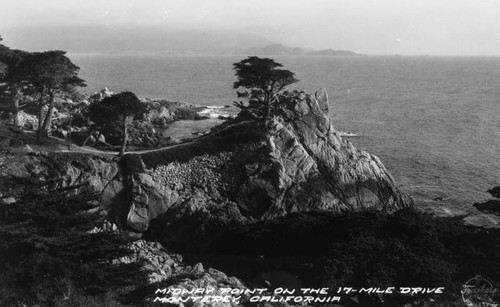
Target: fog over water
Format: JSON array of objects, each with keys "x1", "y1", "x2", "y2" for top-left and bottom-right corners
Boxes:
[{"x1": 2, "y1": 0, "x2": 500, "y2": 55}]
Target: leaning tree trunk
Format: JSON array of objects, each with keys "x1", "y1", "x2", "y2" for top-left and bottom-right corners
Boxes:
[
  {"x1": 10, "y1": 85, "x2": 21, "y2": 126},
  {"x1": 119, "y1": 116, "x2": 128, "y2": 157},
  {"x1": 263, "y1": 92, "x2": 271, "y2": 126},
  {"x1": 42, "y1": 92, "x2": 55, "y2": 136},
  {"x1": 81, "y1": 126, "x2": 97, "y2": 146},
  {"x1": 36, "y1": 95, "x2": 45, "y2": 144}
]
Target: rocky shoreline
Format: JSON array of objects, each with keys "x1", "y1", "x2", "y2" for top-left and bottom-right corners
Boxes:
[
  {"x1": 10, "y1": 87, "x2": 236, "y2": 152},
  {"x1": 0, "y1": 88, "x2": 413, "y2": 303},
  {"x1": 1, "y1": 89, "x2": 498, "y2": 306}
]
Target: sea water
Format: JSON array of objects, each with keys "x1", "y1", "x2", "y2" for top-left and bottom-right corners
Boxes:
[{"x1": 70, "y1": 54, "x2": 500, "y2": 225}]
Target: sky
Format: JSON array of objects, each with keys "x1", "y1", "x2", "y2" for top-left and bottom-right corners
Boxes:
[{"x1": 1, "y1": 0, "x2": 500, "y2": 55}]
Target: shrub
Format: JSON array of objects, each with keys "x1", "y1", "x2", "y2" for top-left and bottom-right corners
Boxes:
[
  {"x1": 0, "y1": 185, "x2": 148, "y2": 306},
  {"x1": 132, "y1": 121, "x2": 266, "y2": 170},
  {"x1": 177, "y1": 209, "x2": 500, "y2": 305}
]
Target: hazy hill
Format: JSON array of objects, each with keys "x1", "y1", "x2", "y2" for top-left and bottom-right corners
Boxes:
[
  {"x1": 244, "y1": 44, "x2": 305, "y2": 55},
  {"x1": 243, "y1": 43, "x2": 361, "y2": 56},
  {"x1": 1, "y1": 27, "x2": 274, "y2": 54},
  {"x1": 309, "y1": 49, "x2": 359, "y2": 56},
  {"x1": 2, "y1": 27, "x2": 360, "y2": 56}
]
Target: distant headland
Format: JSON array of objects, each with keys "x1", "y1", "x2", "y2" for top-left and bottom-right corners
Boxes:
[
  {"x1": 2, "y1": 27, "x2": 361, "y2": 56},
  {"x1": 242, "y1": 44, "x2": 362, "y2": 56}
]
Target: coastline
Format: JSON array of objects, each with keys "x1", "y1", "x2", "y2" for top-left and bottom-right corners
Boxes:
[
  {"x1": 0, "y1": 88, "x2": 498, "y2": 307},
  {"x1": 4, "y1": 85, "x2": 498, "y2": 228}
]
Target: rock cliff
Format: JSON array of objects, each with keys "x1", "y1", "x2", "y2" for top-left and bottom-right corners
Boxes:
[
  {"x1": 0, "y1": 89, "x2": 413, "y2": 303},
  {"x1": 0, "y1": 89, "x2": 412, "y2": 236},
  {"x1": 0, "y1": 152, "x2": 123, "y2": 208},
  {"x1": 119, "y1": 88, "x2": 413, "y2": 235}
]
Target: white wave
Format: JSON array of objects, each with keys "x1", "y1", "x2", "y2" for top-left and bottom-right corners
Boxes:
[{"x1": 198, "y1": 106, "x2": 233, "y2": 118}]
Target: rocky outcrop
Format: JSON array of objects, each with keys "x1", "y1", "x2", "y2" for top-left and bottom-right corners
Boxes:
[
  {"x1": 0, "y1": 89, "x2": 412, "y2": 237},
  {"x1": 112, "y1": 239, "x2": 246, "y2": 305},
  {"x1": 142, "y1": 99, "x2": 207, "y2": 127},
  {"x1": 0, "y1": 152, "x2": 123, "y2": 211},
  {"x1": 88, "y1": 87, "x2": 114, "y2": 102},
  {"x1": 473, "y1": 186, "x2": 500, "y2": 216},
  {"x1": 0, "y1": 89, "x2": 414, "y2": 305},
  {"x1": 257, "y1": 88, "x2": 412, "y2": 217},
  {"x1": 120, "y1": 89, "x2": 413, "y2": 234}
]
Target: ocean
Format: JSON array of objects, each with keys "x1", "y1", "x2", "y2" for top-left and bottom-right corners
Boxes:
[{"x1": 70, "y1": 54, "x2": 500, "y2": 226}]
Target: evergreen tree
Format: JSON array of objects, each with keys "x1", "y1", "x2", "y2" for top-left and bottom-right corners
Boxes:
[
  {"x1": 233, "y1": 56, "x2": 298, "y2": 124},
  {"x1": 81, "y1": 100, "x2": 115, "y2": 146},
  {"x1": 0, "y1": 39, "x2": 29, "y2": 126},
  {"x1": 21, "y1": 50, "x2": 86, "y2": 143},
  {"x1": 90, "y1": 91, "x2": 146, "y2": 156},
  {"x1": 0, "y1": 184, "x2": 147, "y2": 306}
]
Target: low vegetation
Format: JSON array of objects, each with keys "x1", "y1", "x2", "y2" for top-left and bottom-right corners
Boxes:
[
  {"x1": 0, "y1": 185, "x2": 148, "y2": 306},
  {"x1": 2, "y1": 35, "x2": 499, "y2": 307},
  {"x1": 126, "y1": 121, "x2": 266, "y2": 170},
  {"x1": 177, "y1": 208, "x2": 500, "y2": 305}
]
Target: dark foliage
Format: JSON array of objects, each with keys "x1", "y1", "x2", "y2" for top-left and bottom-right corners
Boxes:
[
  {"x1": 233, "y1": 56, "x2": 298, "y2": 123},
  {"x1": 178, "y1": 209, "x2": 500, "y2": 305},
  {"x1": 0, "y1": 185, "x2": 147, "y2": 306},
  {"x1": 20, "y1": 50, "x2": 86, "y2": 142},
  {"x1": 128, "y1": 121, "x2": 266, "y2": 170},
  {"x1": 89, "y1": 91, "x2": 146, "y2": 156},
  {"x1": 87, "y1": 97, "x2": 118, "y2": 126},
  {"x1": 0, "y1": 41, "x2": 29, "y2": 126},
  {"x1": 100, "y1": 91, "x2": 145, "y2": 119},
  {"x1": 233, "y1": 57, "x2": 298, "y2": 93}
]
